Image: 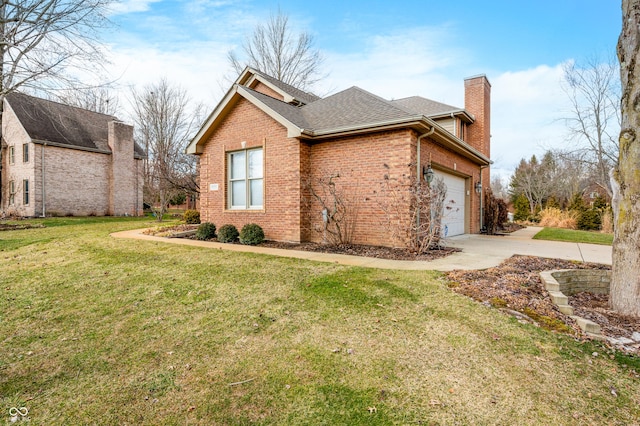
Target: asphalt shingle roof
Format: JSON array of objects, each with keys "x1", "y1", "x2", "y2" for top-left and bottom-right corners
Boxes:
[
  {"x1": 391, "y1": 96, "x2": 463, "y2": 117},
  {"x1": 299, "y1": 87, "x2": 417, "y2": 132},
  {"x1": 242, "y1": 86, "x2": 312, "y2": 129},
  {"x1": 7, "y1": 92, "x2": 145, "y2": 157}
]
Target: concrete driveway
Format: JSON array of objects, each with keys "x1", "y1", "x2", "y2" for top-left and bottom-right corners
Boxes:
[
  {"x1": 435, "y1": 226, "x2": 612, "y2": 271},
  {"x1": 112, "y1": 226, "x2": 612, "y2": 272}
]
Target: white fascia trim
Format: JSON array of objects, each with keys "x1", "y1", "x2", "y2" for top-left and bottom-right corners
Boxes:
[
  {"x1": 237, "y1": 86, "x2": 303, "y2": 137},
  {"x1": 246, "y1": 74, "x2": 296, "y2": 103},
  {"x1": 186, "y1": 85, "x2": 240, "y2": 154},
  {"x1": 185, "y1": 85, "x2": 304, "y2": 155},
  {"x1": 308, "y1": 116, "x2": 490, "y2": 165}
]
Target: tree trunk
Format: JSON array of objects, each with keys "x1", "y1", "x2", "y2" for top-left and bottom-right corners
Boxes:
[{"x1": 612, "y1": 0, "x2": 640, "y2": 316}]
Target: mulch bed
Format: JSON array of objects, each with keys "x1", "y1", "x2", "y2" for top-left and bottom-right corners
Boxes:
[
  {"x1": 260, "y1": 241, "x2": 459, "y2": 261},
  {"x1": 569, "y1": 292, "x2": 640, "y2": 339},
  {"x1": 447, "y1": 255, "x2": 640, "y2": 349}
]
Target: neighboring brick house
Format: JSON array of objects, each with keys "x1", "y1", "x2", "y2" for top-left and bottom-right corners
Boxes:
[
  {"x1": 0, "y1": 92, "x2": 145, "y2": 217},
  {"x1": 187, "y1": 68, "x2": 491, "y2": 247}
]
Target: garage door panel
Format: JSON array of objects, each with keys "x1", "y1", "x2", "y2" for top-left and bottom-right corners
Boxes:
[{"x1": 433, "y1": 171, "x2": 466, "y2": 237}]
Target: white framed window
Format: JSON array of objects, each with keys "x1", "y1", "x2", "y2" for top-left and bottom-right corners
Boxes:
[
  {"x1": 9, "y1": 181, "x2": 15, "y2": 205},
  {"x1": 228, "y1": 147, "x2": 263, "y2": 209},
  {"x1": 9, "y1": 146, "x2": 15, "y2": 164},
  {"x1": 23, "y1": 179, "x2": 29, "y2": 205},
  {"x1": 23, "y1": 143, "x2": 29, "y2": 163}
]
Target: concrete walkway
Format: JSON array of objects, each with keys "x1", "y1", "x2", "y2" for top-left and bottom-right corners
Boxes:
[{"x1": 111, "y1": 226, "x2": 612, "y2": 272}]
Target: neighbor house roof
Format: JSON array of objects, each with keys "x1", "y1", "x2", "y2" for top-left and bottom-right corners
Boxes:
[
  {"x1": 6, "y1": 92, "x2": 145, "y2": 158},
  {"x1": 187, "y1": 69, "x2": 490, "y2": 165}
]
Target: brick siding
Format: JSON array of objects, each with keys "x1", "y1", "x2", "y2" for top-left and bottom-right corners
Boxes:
[
  {"x1": 0, "y1": 102, "x2": 143, "y2": 217},
  {"x1": 197, "y1": 77, "x2": 490, "y2": 246},
  {"x1": 199, "y1": 97, "x2": 303, "y2": 242}
]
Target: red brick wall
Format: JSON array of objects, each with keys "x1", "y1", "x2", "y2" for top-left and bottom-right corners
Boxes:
[
  {"x1": 305, "y1": 130, "x2": 414, "y2": 247},
  {"x1": 199, "y1": 97, "x2": 303, "y2": 242},
  {"x1": 250, "y1": 82, "x2": 284, "y2": 101},
  {"x1": 198, "y1": 95, "x2": 489, "y2": 245}
]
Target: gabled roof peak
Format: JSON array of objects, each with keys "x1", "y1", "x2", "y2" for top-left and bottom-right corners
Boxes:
[{"x1": 237, "y1": 67, "x2": 321, "y2": 106}]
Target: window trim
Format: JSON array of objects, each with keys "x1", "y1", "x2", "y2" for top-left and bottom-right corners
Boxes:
[
  {"x1": 23, "y1": 179, "x2": 29, "y2": 205},
  {"x1": 9, "y1": 180, "x2": 15, "y2": 205},
  {"x1": 9, "y1": 146, "x2": 15, "y2": 164},
  {"x1": 23, "y1": 143, "x2": 29, "y2": 163},
  {"x1": 227, "y1": 147, "x2": 264, "y2": 210}
]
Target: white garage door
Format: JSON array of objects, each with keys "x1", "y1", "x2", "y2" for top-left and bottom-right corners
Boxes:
[{"x1": 433, "y1": 170, "x2": 466, "y2": 237}]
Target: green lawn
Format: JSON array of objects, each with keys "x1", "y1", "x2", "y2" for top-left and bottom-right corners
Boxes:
[
  {"x1": 533, "y1": 227, "x2": 614, "y2": 245},
  {"x1": 1, "y1": 217, "x2": 638, "y2": 424}
]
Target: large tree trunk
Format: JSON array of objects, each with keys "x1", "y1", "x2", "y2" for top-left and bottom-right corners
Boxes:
[{"x1": 612, "y1": 0, "x2": 640, "y2": 316}]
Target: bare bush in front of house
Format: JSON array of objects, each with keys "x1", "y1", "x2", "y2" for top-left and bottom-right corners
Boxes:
[
  {"x1": 376, "y1": 174, "x2": 446, "y2": 254},
  {"x1": 303, "y1": 172, "x2": 360, "y2": 246},
  {"x1": 484, "y1": 187, "x2": 509, "y2": 235}
]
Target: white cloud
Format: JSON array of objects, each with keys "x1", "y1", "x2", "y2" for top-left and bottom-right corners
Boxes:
[
  {"x1": 316, "y1": 25, "x2": 467, "y2": 102},
  {"x1": 490, "y1": 64, "x2": 571, "y2": 179},
  {"x1": 105, "y1": 39, "x2": 231, "y2": 121},
  {"x1": 109, "y1": 0, "x2": 162, "y2": 15}
]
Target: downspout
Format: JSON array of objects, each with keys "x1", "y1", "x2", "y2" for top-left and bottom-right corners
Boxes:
[
  {"x1": 416, "y1": 126, "x2": 435, "y2": 236},
  {"x1": 41, "y1": 142, "x2": 46, "y2": 217},
  {"x1": 479, "y1": 164, "x2": 488, "y2": 232}
]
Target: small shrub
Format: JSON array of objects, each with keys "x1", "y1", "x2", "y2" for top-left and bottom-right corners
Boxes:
[
  {"x1": 239, "y1": 223, "x2": 265, "y2": 245},
  {"x1": 217, "y1": 224, "x2": 239, "y2": 243},
  {"x1": 183, "y1": 209, "x2": 200, "y2": 224},
  {"x1": 195, "y1": 222, "x2": 216, "y2": 240},
  {"x1": 170, "y1": 192, "x2": 186, "y2": 206},
  {"x1": 577, "y1": 209, "x2": 601, "y2": 231},
  {"x1": 513, "y1": 194, "x2": 530, "y2": 221}
]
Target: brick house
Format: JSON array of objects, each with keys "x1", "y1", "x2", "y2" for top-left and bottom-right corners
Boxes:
[
  {"x1": 187, "y1": 68, "x2": 491, "y2": 246},
  {"x1": 0, "y1": 92, "x2": 145, "y2": 217}
]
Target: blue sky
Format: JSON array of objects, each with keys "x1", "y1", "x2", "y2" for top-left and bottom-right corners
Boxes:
[{"x1": 104, "y1": 0, "x2": 622, "y2": 179}]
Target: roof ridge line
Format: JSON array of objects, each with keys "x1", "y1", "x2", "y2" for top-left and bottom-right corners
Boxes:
[{"x1": 8, "y1": 91, "x2": 119, "y2": 120}]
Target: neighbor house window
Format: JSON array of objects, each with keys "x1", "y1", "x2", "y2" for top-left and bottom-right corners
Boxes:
[
  {"x1": 228, "y1": 147, "x2": 263, "y2": 209},
  {"x1": 23, "y1": 143, "x2": 29, "y2": 162},
  {"x1": 9, "y1": 181, "x2": 15, "y2": 205},
  {"x1": 23, "y1": 179, "x2": 29, "y2": 205}
]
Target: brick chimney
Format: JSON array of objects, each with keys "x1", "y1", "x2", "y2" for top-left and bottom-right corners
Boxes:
[
  {"x1": 464, "y1": 75, "x2": 491, "y2": 159},
  {"x1": 108, "y1": 120, "x2": 136, "y2": 216}
]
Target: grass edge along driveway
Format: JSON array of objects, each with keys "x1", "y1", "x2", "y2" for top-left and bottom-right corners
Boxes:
[
  {"x1": 0, "y1": 217, "x2": 637, "y2": 425},
  {"x1": 534, "y1": 227, "x2": 613, "y2": 246}
]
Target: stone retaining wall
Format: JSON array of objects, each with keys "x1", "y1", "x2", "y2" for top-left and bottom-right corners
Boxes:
[{"x1": 539, "y1": 269, "x2": 611, "y2": 338}]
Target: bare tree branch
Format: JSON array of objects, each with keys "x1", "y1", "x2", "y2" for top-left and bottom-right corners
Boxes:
[
  {"x1": 560, "y1": 55, "x2": 620, "y2": 197},
  {"x1": 227, "y1": 9, "x2": 324, "y2": 91},
  {"x1": 130, "y1": 78, "x2": 203, "y2": 221}
]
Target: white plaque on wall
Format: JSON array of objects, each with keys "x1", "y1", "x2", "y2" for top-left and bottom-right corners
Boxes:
[{"x1": 209, "y1": 183, "x2": 219, "y2": 191}]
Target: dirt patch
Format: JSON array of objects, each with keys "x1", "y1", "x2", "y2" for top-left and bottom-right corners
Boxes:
[{"x1": 0, "y1": 222, "x2": 44, "y2": 231}]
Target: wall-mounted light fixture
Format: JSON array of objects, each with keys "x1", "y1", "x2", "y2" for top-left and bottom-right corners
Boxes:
[
  {"x1": 475, "y1": 181, "x2": 482, "y2": 194},
  {"x1": 423, "y1": 165, "x2": 434, "y2": 184}
]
